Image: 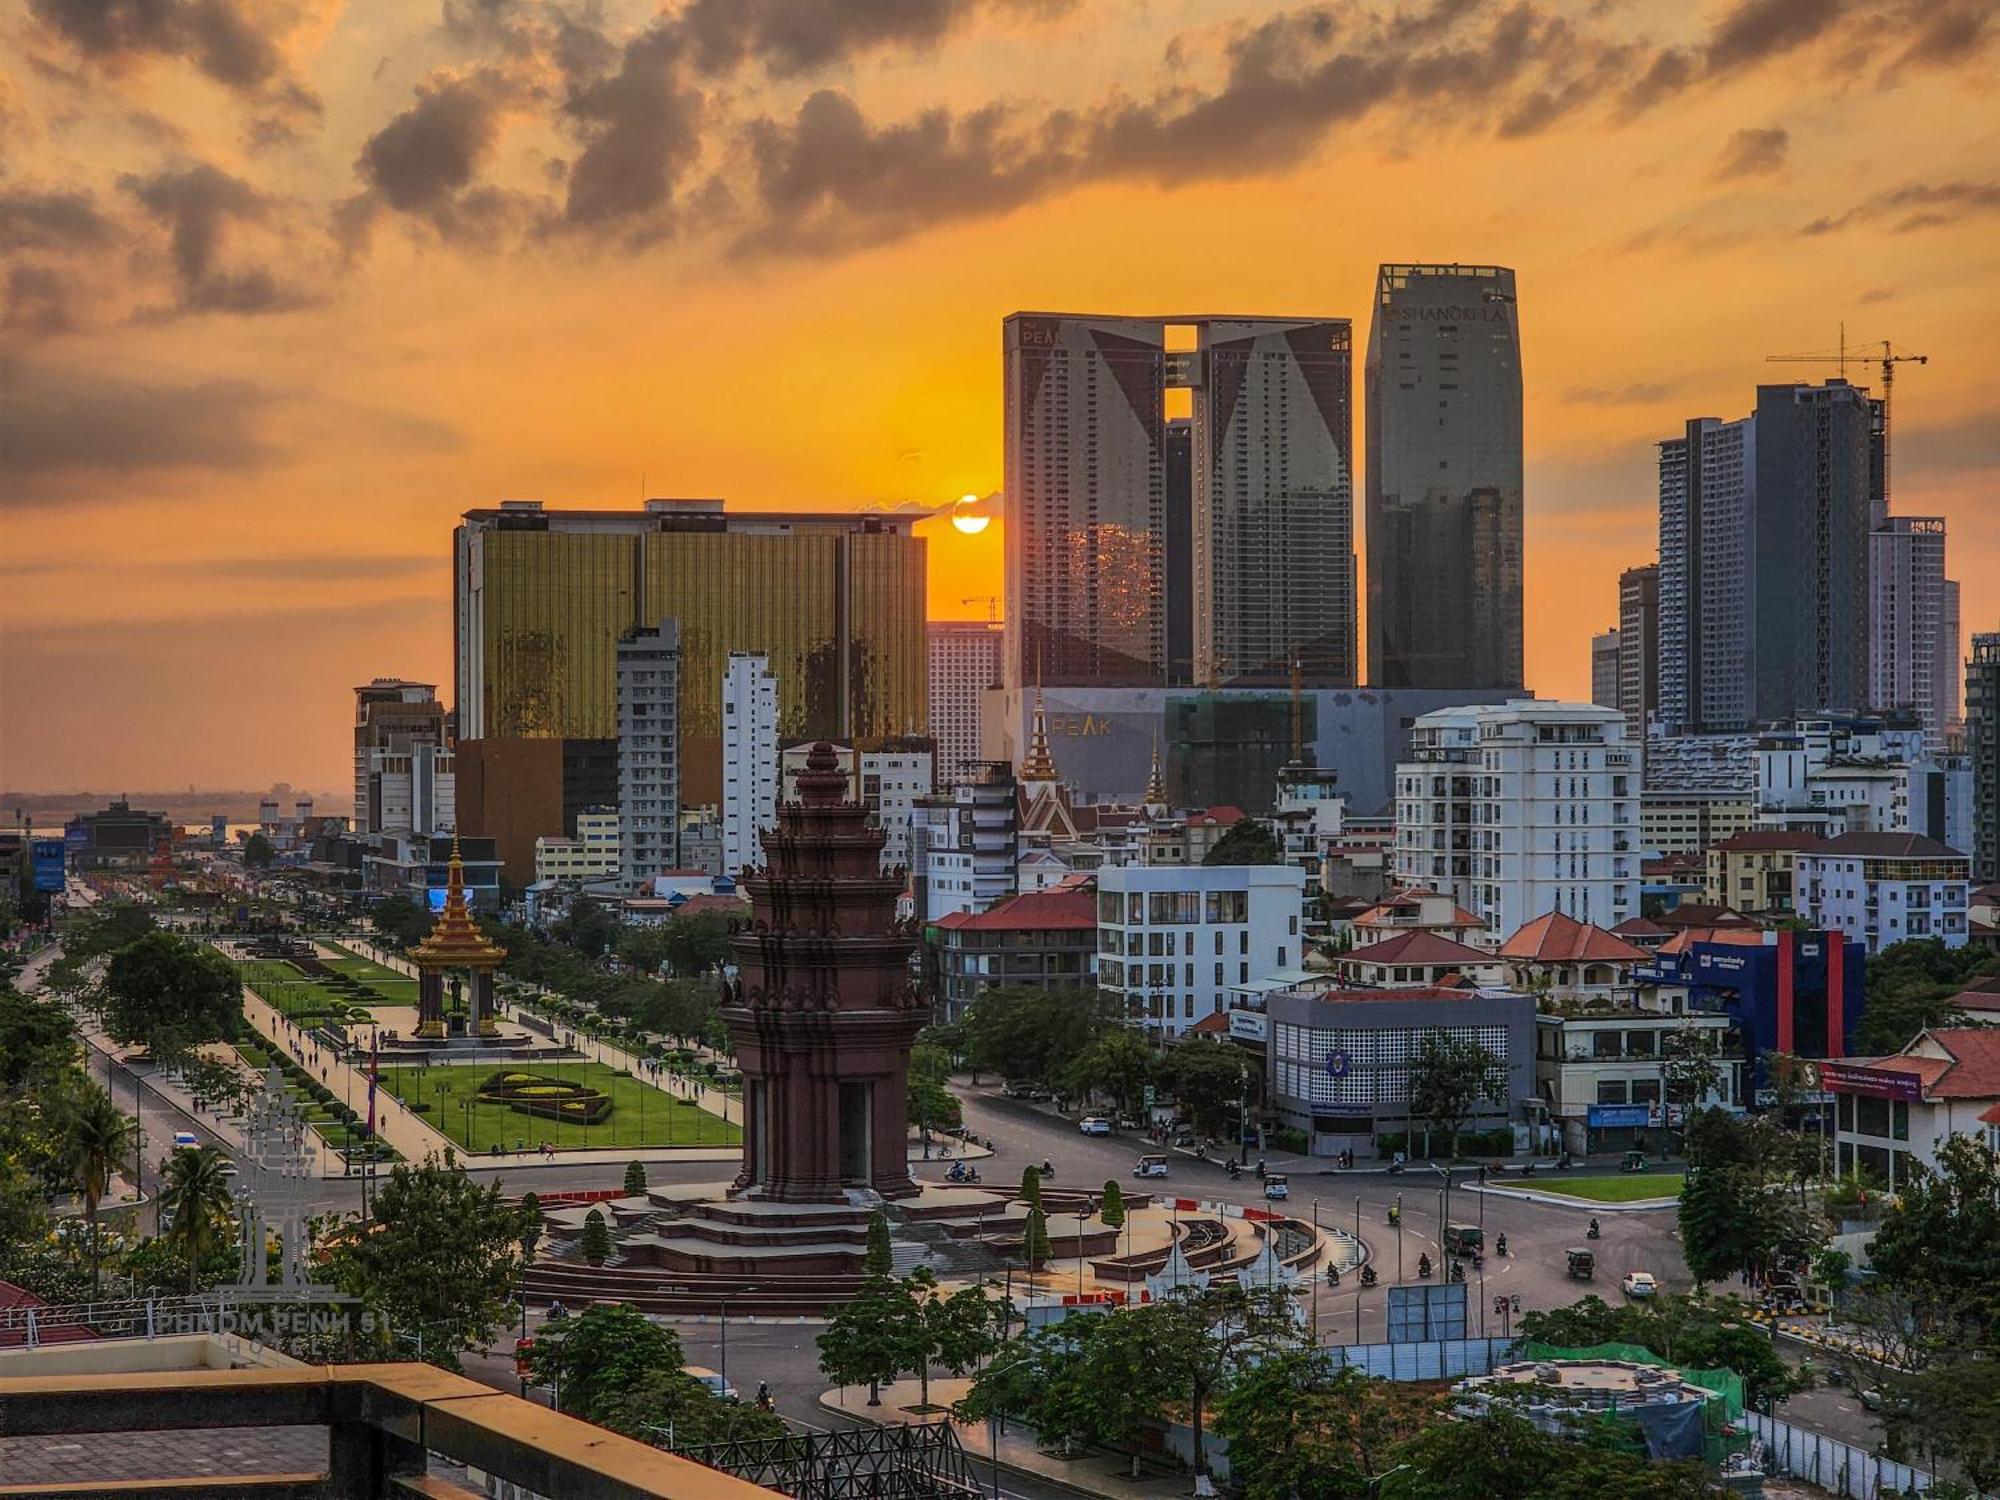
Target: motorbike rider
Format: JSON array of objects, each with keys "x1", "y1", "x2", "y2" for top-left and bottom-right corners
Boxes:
[
  {"x1": 1388, "y1": 1204, "x2": 1401, "y2": 1225},
  {"x1": 756, "y1": 1382, "x2": 773, "y2": 1412},
  {"x1": 1417, "y1": 1253, "x2": 1432, "y2": 1278},
  {"x1": 1495, "y1": 1233, "x2": 1508, "y2": 1257},
  {"x1": 1041, "y1": 1159, "x2": 1054, "y2": 1177},
  {"x1": 1587, "y1": 1217, "x2": 1601, "y2": 1239}
]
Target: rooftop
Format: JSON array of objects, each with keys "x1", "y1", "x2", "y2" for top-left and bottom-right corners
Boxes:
[
  {"x1": 1499, "y1": 912, "x2": 1649, "y2": 964},
  {"x1": 1843, "y1": 1028, "x2": 2000, "y2": 1100},
  {"x1": 1713, "y1": 831, "x2": 1827, "y2": 853},
  {"x1": 1339, "y1": 931, "x2": 1497, "y2": 967},
  {"x1": 934, "y1": 887, "x2": 1098, "y2": 932},
  {"x1": 1804, "y1": 832, "x2": 1966, "y2": 859}
]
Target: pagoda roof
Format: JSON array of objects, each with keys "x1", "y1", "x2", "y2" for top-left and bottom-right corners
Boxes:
[{"x1": 410, "y1": 836, "x2": 505, "y2": 969}]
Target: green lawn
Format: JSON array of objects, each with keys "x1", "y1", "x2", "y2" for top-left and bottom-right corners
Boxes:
[
  {"x1": 379, "y1": 1060, "x2": 740, "y2": 1153},
  {"x1": 322, "y1": 950, "x2": 421, "y2": 1003},
  {"x1": 238, "y1": 960, "x2": 377, "y2": 1026},
  {"x1": 1524, "y1": 1174, "x2": 1685, "y2": 1203}
]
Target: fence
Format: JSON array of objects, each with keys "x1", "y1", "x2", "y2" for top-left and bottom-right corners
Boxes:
[
  {"x1": 1320, "y1": 1335, "x2": 1520, "y2": 1381},
  {"x1": 1741, "y1": 1411, "x2": 1944, "y2": 1499}
]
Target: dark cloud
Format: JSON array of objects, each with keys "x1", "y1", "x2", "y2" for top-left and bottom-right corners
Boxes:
[
  {"x1": 0, "y1": 357, "x2": 285, "y2": 498},
  {"x1": 3, "y1": 264, "x2": 76, "y2": 335},
  {"x1": 1878, "y1": 0, "x2": 1994, "y2": 77},
  {"x1": 1802, "y1": 180, "x2": 2000, "y2": 235},
  {"x1": 1711, "y1": 126, "x2": 1788, "y2": 181},
  {"x1": 1896, "y1": 408, "x2": 2000, "y2": 478},
  {"x1": 1564, "y1": 382, "x2": 1681, "y2": 406},
  {"x1": 118, "y1": 161, "x2": 315, "y2": 314},
  {"x1": 560, "y1": 26, "x2": 705, "y2": 231},
  {"x1": 359, "y1": 73, "x2": 509, "y2": 216},
  {"x1": 27, "y1": 0, "x2": 321, "y2": 116},
  {"x1": 677, "y1": 0, "x2": 961, "y2": 77},
  {"x1": 1858, "y1": 287, "x2": 1895, "y2": 304},
  {"x1": 1704, "y1": 0, "x2": 1847, "y2": 74},
  {"x1": 0, "y1": 187, "x2": 118, "y2": 251}
]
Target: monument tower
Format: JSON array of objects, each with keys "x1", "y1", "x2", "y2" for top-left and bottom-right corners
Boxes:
[{"x1": 722, "y1": 742, "x2": 928, "y2": 1201}]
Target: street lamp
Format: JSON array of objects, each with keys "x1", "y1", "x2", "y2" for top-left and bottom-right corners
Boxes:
[{"x1": 1075, "y1": 1197, "x2": 1096, "y2": 1297}]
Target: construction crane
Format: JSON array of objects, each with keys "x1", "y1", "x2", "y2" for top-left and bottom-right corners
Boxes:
[
  {"x1": 960, "y1": 595, "x2": 1001, "y2": 622},
  {"x1": 1766, "y1": 324, "x2": 1928, "y2": 511}
]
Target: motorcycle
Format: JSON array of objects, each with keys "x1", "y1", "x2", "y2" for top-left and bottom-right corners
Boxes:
[
  {"x1": 1387, "y1": 1206, "x2": 1401, "y2": 1226},
  {"x1": 1255, "y1": 1159, "x2": 1267, "y2": 1180},
  {"x1": 1039, "y1": 1161, "x2": 1055, "y2": 1178},
  {"x1": 1226, "y1": 1161, "x2": 1242, "y2": 1180},
  {"x1": 947, "y1": 1163, "x2": 967, "y2": 1183},
  {"x1": 1521, "y1": 1161, "x2": 1537, "y2": 1177},
  {"x1": 1495, "y1": 1234, "x2": 1508, "y2": 1257},
  {"x1": 1586, "y1": 1219, "x2": 1602, "y2": 1240},
  {"x1": 1472, "y1": 1253, "x2": 1485, "y2": 1271},
  {"x1": 1325, "y1": 1265, "x2": 1341, "y2": 1287},
  {"x1": 1449, "y1": 1261, "x2": 1466, "y2": 1284},
  {"x1": 1359, "y1": 1265, "x2": 1378, "y2": 1287},
  {"x1": 1417, "y1": 1254, "x2": 1433, "y2": 1280}
]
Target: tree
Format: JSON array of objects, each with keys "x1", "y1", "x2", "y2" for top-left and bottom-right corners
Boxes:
[
  {"x1": 1204, "y1": 819, "x2": 1281, "y2": 866},
  {"x1": 529, "y1": 1302, "x2": 684, "y2": 1422},
  {"x1": 1404, "y1": 1029, "x2": 1505, "y2": 1159},
  {"x1": 1022, "y1": 1207, "x2": 1053, "y2": 1269},
  {"x1": 58, "y1": 1082, "x2": 132, "y2": 1296},
  {"x1": 553, "y1": 898, "x2": 621, "y2": 960},
  {"x1": 1676, "y1": 1163, "x2": 1763, "y2": 1287},
  {"x1": 905, "y1": 1267, "x2": 998, "y2": 1408},
  {"x1": 864, "y1": 1209, "x2": 893, "y2": 1277},
  {"x1": 1379, "y1": 1409, "x2": 1715, "y2": 1500},
  {"x1": 1856, "y1": 939, "x2": 1992, "y2": 1055},
  {"x1": 243, "y1": 832, "x2": 276, "y2": 869},
  {"x1": 1215, "y1": 1351, "x2": 1439, "y2": 1500},
  {"x1": 1061, "y1": 1029, "x2": 1155, "y2": 1116},
  {"x1": 0, "y1": 986, "x2": 74, "y2": 1090},
  {"x1": 1098, "y1": 1180, "x2": 1126, "y2": 1232},
  {"x1": 331, "y1": 1155, "x2": 533, "y2": 1370},
  {"x1": 1018, "y1": 1165, "x2": 1043, "y2": 1213},
  {"x1": 659, "y1": 911, "x2": 733, "y2": 976},
  {"x1": 962, "y1": 986, "x2": 1124, "y2": 1087},
  {"x1": 1158, "y1": 1040, "x2": 1248, "y2": 1140},
  {"x1": 581, "y1": 1208, "x2": 612, "y2": 1266},
  {"x1": 594, "y1": 1367, "x2": 789, "y2": 1446},
  {"x1": 819, "y1": 1273, "x2": 919, "y2": 1405},
  {"x1": 908, "y1": 1043, "x2": 963, "y2": 1130},
  {"x1": 1867, "y1": 1133, "x2": 2000, "y2": 1339},
  {"x1": 623, "y1": 1160, "x2": 648, "y2": 1196},
  {"x1": 368, "y1": 896, "x2": 433, "y2": 950},
  {"x1": 100, "y1": 932, "x2": 241, "y2": 1062},
  {"x1": 156, "y1": 1145, "x2": 236, "y2": 1295}
]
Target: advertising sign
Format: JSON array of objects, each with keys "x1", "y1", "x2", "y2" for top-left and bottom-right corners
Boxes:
[
  {"x1": 1818, "y1": 1062, "x2": 1923, "y2": 1102},
  {"x1": 1387, "y1": 1283, "x2": 1467, "y2": 1343},
  {"x1": 30, "y1": 839, "x2": 65, "y2": 893},
  {"x1": 1587, "y1": 1104, "x2": 1652, "y2": 1128}
]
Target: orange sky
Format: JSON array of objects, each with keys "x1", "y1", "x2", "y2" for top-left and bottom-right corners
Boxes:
[{"x1": 3, "y1": 0, "x2": 1997, "y2": 794}]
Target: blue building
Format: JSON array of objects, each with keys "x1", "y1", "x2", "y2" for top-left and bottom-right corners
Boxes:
[{"x1": 1643, "y1": 927, "x2": 1865, "y2": 1093}]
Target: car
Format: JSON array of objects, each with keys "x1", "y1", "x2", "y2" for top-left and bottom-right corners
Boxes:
[
  {"x1": 172, "y1": 1131, "x2": 199, "y2": 1151},
  {"x1": 685, "y1": 1366, "x2": 740, "y2": 1402},
  {"x1": 1079, "y1": 1117, "x2": 1112, "y2": 1136},
  {"x1": 218, "y1": 1160, "x2": 240, "y2": 1178},
  {"x1": 1621, "y1": 1271, "x2": 1658, "y2": 1298}
]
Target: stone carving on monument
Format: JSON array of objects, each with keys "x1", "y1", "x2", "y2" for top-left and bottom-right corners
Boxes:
[{"x1": 720, "y1": 741, "x2": 930, "y2": 1203}]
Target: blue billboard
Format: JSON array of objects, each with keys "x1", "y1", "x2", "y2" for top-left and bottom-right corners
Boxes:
[
  {"x1": 1587, "y1": 1104, "x2": 1651, "y2": 1129},
  {"x1": 30, "y1": 839, "x2": 65, "y2": 893}
]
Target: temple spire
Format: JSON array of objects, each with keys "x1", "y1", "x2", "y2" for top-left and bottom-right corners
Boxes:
[
  {"x1": 1144, "y1": 733, "x2": 1167, "y2": 811},
  {"x1": 1020, "y1": 646, "x2": 1060, "y2": 784}
]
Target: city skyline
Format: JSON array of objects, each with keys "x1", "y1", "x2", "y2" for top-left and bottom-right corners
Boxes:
[{"x1": 5, "y1": 0, "x2": 1999, "y2": 790}]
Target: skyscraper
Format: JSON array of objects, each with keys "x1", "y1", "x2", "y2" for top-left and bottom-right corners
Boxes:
[
  {"x1": 1870, "y1": 517, "x2": 1957, "y2": 746},
  {"x1": 1617, "y1": 564, "x2": 1660, "y2": 752},
  {"x1": 1002, "y1": 311, "x2": 1356, "y2": 692},
  {"x1": 1969, "y1": 633, "x2": 2000, "y2": 883},
  {"x1": 1592, "y1": 630, "x2": 1622, "y2": 710},
  {"x1": 927, "y1": 620, "x2": 1003, "y2": 787},
  {"x1": 1657, "y1": 381, "x2": 1874, "y2": 733},
  {"x1": 352, "y1": 680, "x2": 453, "y2": 837},
  {"x1": 453, "y1": 498, "x2": 925, "y2": 882},
  {"x1": 1365, "y1": 264, "x2": 1524, "y2": 690},
  {"x1": 722, "y1": 652, "x2": 778, "y2": 877},
  {"x1": 617, "y1": 619, "x2": 680, "y2": 889}
]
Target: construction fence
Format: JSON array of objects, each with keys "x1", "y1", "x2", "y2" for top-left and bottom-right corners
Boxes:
[{"x1": 1741, "y1": 1411, "x2": 1946, "y2": 1500}]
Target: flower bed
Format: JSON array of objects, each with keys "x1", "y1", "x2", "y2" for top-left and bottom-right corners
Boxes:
[{"x1": 476, "y1": 1068, "x2": 614, "y2": 1124}]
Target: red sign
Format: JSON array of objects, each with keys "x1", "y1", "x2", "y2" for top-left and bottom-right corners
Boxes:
[{"x1": 1819, "y1": 1062, "x2": 1923, "y2": 1102}]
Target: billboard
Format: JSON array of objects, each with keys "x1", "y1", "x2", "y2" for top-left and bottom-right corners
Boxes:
[
  {"x1": 1587, "y1": 1104, "x2": 1651, "y2": 1129},
  {"x1": 1386, "y1": 1282, "x2": 1467, "y2": 1343},
  {"x1": 1818, "y1": 1062, "x2": 1923, "y2": 1102},
  {"x1": 30, "y1": 839, "x2": 65, "y2": 893},
  {"x1": 427, "y1": 886, "x2": 449, "y2": 912}
]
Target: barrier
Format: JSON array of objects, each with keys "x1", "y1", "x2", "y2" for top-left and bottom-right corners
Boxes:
[
  {"x1": 1740, "y1": 1411, "x2": 1942, "y2": 1499},
  {"x1": 1319, "y1": 1335, "x2": 1519, "y2": 1381}
]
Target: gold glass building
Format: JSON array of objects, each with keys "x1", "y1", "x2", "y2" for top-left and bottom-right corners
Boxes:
[{"x1": 455, "y1": 500, "x2": 927, "y2": 821}]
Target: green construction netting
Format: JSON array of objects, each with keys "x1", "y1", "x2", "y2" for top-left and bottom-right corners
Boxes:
[{"x1": 1517, "y1": 1342, "x2": 1747, "y2": 1423}]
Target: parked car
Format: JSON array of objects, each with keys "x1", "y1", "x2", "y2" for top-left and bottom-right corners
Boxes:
[
  {"x1": 1621, "y1": 1271, "x2": 1658, "y2": 1298},
  {"x1": 1079, "y1": 1117, "x2": 1112, "y2": 1136},
  {"x1": 685, "y1": 1366, "x2": 740, "y2": 1403}
]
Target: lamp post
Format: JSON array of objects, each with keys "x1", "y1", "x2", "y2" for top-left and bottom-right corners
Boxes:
[
  {"x1": 1396, "y1": 1194, "x2": 1404, "y2": 1282},
  {"x1": 1075, "y1": 1197, "x2": 1095, "y2": 1297}
]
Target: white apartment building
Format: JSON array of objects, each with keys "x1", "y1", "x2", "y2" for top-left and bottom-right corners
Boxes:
[
  {"x1": 617, "y1": 619, "x2": 680, "y2": 889},
  {"x1": 352, "y1": 679, "x2": 454, "y2": 837},
  {"x1": 1096, "y1": 864, "x2": 1306, "y2": 1039},
  {"x1": 928, "y1": 621, "x2": 1003, "y2": 787},
  {"x1": 1796, "y1": 832, "x2": 1972, "y2": 954},
  {"x1": 721, "y1": 652, "x2": 779, "y2": 876},
  {"x1": 1401, "y1": 701, "x2": 1638, "y2": 938},
  {"x1": 1870, "y1": 518, "x2": 1959, "y2": 749},
  {"x1": 1271, "y1": 763, "x2": 1345, "y2": 886},
  {"x1": 534, "y1": 808, "x2": 622, "y2": 886},
  {"x1": 780, "y1": 739, "x2": 934, "y2": 871},
  {"x1": 913, "y1": 762, "x2": 1018, "y2": 922}
]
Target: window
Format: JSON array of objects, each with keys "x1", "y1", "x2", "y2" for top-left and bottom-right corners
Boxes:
[
  {"x1": 1215, "y1": 963, "x2": 1225, "y2": 984},
  {"x1": 1596, "y1": 1079, "x2": 1629, "y2": 1105}
]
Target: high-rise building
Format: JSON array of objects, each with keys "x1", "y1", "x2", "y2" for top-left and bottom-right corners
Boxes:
[
  {"x1": 1591, "y1": 630, "x2": 1622, "y2": 710},
  {"x1": 1002, "y1": 312, "x2": 1356, "y2": 693},
  {"x1": 1969, "y1": 633, "x2": 2000, "y2": 883},
  {"x1": 927, "y1": 620, "x2": 1003, "y2": 787},
  {"x1": 1869, "y1": 517, "x2": 1956, "y2": 746},
  {"x1": 616, "y1": 619, "x2": 680, "y2": 889},
  {"x1": 912, "y1": 762, "x2": 1019, "y2": 922},
  {"x1": 453, "y1": 498, "x2": 925, "y2": 880},
  {"x1": 352, "y1": 679, "x2": 454, "y2": 837},
  {"x1": 722, "y1": 652, "x2": 778, "y2": 876},
  {"x1": 1617, "y1": 565, "x2": 1660, "y2": 751},
  {"x1": 1658, "y1": 381, "x2": 1874, "y2": 734},
  {"x1": 1397, "y1": 700, "x2": 1639, "y2": 935},
  {"x1": 1364, "y1": 264, "x2": 1523, "y2": 690}
]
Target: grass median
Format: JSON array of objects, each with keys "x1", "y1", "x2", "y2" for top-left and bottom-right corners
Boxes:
[
  {"x1": 378, "y1": 1059, "x2": 740, "y2": 1153},
  {"x1": 1516, "y1": 1174, "x2": 1685, "y2": 1203}
]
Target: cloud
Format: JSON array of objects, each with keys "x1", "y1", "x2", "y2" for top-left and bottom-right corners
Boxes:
[
  {"x1": 0, "y1": 187, "x2": 118, "y2": 251},
  {"x1": 1564, "y1": 382, "x2": 1681, "y2": 406},
  {"x1": 118, "y1": 161, "x2": 316, "y2": 314},
  {"x1": 27, "y1": 0, "x2": 323, "y2": 120},
  {"x1": 1802, "y1": 180, "x2": 2000, "y2": 235},
  {"x1": 351, "y1": 70, "x2": 531, "y2": 242},
  {"x1": 1703, "y1": 0, "x2": 1847, "y2": 75},
  {"x1": 1896, "y1": 408, "x2": 2000, "y2": 478},
  {"x1": 559, "y1": 25, "x2": 706, "y2": 232},
  {"x1": 1711, "y1": 126, "x2": 1788, "y2": 181},
  {"x1": 0, "y1": 357, "x2": 286, "y2": 499}
]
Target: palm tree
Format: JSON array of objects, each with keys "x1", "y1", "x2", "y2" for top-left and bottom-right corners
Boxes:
[
  {"x1": 62, "y1": 1084, "x2": 133, "y2": 1298},
  {"x1": 157, "y1": 1145, "x2": 236, "y2": 1294}
]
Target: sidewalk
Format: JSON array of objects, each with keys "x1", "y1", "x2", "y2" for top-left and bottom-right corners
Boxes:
[{"x1": 821, "y1": 1378, "x2": 1189, "y2": 1500}]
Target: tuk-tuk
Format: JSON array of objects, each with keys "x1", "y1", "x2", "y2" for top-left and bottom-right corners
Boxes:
[
  {"x1": 1263, "y1": 1174, "x2": 1290, "y2": 1201},
  {"x1": 1133, "y1": 1155, "x2": 1170, "y2": 1179},
  {"x1": 1567, "y1": 1247, "x2": 1596, "y2": 1280},
  {"x1": 1445, "y1": 1223, "x2": 1483, "y2": 1257},
  {"x1": 1621, "y1": 1150, "x2": 1649, "y2": 1173}
]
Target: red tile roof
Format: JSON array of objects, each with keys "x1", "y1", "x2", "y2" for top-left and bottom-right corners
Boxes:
[
  {"x1": 1847, "y1": 1029, "x2": 2000, "y2": 1100},
  {"x1": 1804, "y1": 832, "x2": 1965, "y2": 859},
  {"x1": 1656, "y1": 927, "x2": 1773, "y2": 956},
  {"x1": 1306, "y1": 985, "x2": 1501, "y2": 1005},
  {"x1": 1187, "y1": 1010, "x2": 1232, "y2": 1035},
  {"x1": 1655, "y1": 904, "x2": 1761, "y2": 930},
  {"x1": 1188, "y1": 806, "x2": 1246, "y2": 829},
  {"x1": 933, "y1": 887, "x2": 1098, "y2": 932},
  {"x1": 1499, "y1": 911, "x2": 1650, "y2": 964},
  {"x1": 1713, "y1": 831, "x2": 1827, "y2": 853},
  {"x1": 1612, "y1": 917, "x2": 1672, "y2": 937},
  {"x1": 1340, "y1": 931, "x2": 1496, "y2": 967}
]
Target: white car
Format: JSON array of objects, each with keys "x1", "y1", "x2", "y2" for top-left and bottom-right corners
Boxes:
[
  {"x1": 1621, "y1": 1271, "x2": 1658, "y2": 1298},
  {"x1": 1078, "y1": 1116, "x2": 1112, "y2": 1135},
  {"x1": 685, "y1": 1366, "x2": 739, "y2": 1402}
]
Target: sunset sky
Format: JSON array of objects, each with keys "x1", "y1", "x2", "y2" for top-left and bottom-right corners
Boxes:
[{"x1": 3, "y1": 0, "x2": 1996, "y2": 796}]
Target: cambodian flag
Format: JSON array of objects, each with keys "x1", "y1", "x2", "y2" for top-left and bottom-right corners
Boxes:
[{"x1": 366, "y1": 1035, "x2": 379, "y2": 1140}]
